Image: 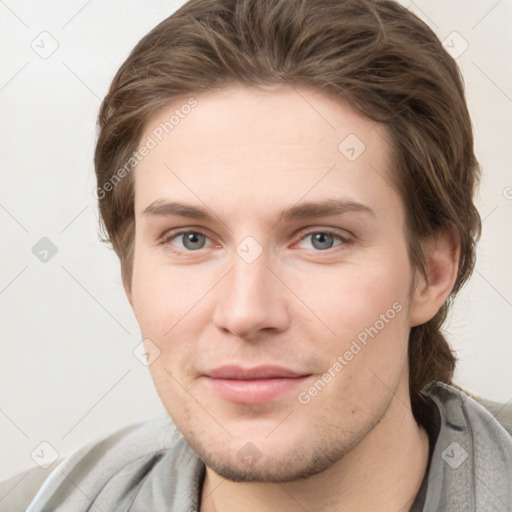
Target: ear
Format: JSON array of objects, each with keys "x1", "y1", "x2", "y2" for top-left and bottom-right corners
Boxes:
[{"x1": 409, "y1": 228, "x2": 460, "y2": 327}]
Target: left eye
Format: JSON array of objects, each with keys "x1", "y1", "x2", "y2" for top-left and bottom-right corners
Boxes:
[
  {"x1": 167, "y1": 231, "x2": 210, "y2": 251},
  {"x1": 297, "y1": 232, "x2": 344, "y2": 251}
]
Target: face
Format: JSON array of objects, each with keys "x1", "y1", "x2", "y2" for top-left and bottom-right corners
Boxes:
[{"x1": 129, "y1": 85, "x2": 419, "y2": 482}]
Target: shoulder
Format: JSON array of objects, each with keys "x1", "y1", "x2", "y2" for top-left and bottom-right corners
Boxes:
[
  {"x1": 0, "y1": 464, "x2": 57, "y2": 512},
  {"x1": 462, "y1": 388, "x2": 512, "y2": 436},
  {"x1": 440, "y1": 382, "x2": 512, "y2": 436},
  {"x1": 0, "y1": 415, "x2": 183, "y2": 512},
  {"x1": 421, "y1": 382, "x2": 512, "y2": 510}
]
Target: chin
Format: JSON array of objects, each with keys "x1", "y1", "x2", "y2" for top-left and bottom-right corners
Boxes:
[{"x1": 188, "y1": 433, "x2": 353, "y2": 483}]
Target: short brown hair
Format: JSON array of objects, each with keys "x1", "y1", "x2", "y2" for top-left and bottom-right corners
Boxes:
[{"x1": 94, "y1": 0, "x2": 481, "y2": 416}]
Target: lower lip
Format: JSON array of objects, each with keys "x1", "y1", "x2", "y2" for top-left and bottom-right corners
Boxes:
[{"x1": 204, "y1": 376, "x2": 311, "y2": 404}]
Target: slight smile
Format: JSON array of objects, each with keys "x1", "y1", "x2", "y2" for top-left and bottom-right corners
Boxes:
[{"x1": 202, "y1": 366, "x2": 312, "y2": 405}]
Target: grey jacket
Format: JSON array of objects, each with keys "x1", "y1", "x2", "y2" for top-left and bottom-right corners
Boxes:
[{"x1": 2, "y1": 382, "x2": 512, "y2": 511}]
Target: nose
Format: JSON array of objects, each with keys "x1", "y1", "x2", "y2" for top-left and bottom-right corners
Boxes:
[{"x1": 212, "y1": 251, "x2": 290, "y2": 340}]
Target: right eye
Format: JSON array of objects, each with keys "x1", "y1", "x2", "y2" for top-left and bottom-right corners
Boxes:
[{"x1": 160, "y1": 230, "x2": 213, "y2": 253}]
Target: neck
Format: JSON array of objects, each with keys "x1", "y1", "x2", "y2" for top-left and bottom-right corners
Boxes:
[{"x1": 200, "y1": 385, "x2": 429, "y2": 512}]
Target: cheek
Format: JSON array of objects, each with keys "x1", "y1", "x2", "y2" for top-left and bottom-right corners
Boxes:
[
  {"x1": 291, "y1": 266, "x2": 412, "y2": 418},
  {"x1": 130, "y1": 250, "x2": 218, "y2": 388},
  {"x1": 288, "y1": 250, "x2": 413, "y2": 406},
  {"x1": 288, "y1": 256, "x2": 412, "y2": 346},
  {"x1": 130, "y1": 257, "x2": 206, "y2": 409},
  {"x1": 131, "y1": 247, "x2": 208, "y2": 335}
]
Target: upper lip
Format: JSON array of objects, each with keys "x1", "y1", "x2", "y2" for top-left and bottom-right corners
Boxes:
[{"x1": 204, "y1": 365, "x2": 309, "y2": 380}]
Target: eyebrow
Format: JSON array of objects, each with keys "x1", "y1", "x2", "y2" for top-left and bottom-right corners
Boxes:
[
  {"x1": 142, "y1": 198, "x2": 375, "y2": 223},
  {"x1": 143, "y1": 201, "x2": 210, "y2": 219},
  {"x1": 277, "y1": 199, "x2": 375, "y2": 223}
]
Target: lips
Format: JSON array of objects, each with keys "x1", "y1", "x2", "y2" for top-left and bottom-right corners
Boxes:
[
  {"x1": 202, "y1": 365, "x2": 311, "y2": 404},
  {"x1": 205, "y1": 365, "x2": 305, "y2": 380}
]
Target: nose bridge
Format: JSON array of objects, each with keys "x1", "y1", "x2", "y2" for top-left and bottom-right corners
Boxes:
[
  {"x1": 213, "y1": 247, "x2": 289, "y2": 337},
  {"x1": 229, "y1": 252, "x2": 268, "y2": 302}
]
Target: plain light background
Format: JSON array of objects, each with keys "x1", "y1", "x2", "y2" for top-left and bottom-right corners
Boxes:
[{"x1": 0, "y1": 0, "x2": 511, "y2": 481}]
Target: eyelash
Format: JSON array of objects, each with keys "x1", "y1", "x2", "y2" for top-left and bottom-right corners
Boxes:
[
  {"x1": 296, "y1": 229, "x2": 349, "y2": 247},
  {"x1": 159, "y1": 228, "x2": 350, "y2": 254}
]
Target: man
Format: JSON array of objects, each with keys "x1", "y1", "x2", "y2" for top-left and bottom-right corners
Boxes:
[{"x1": 5, "y1": 0, "x2": 512, "y2": 510}]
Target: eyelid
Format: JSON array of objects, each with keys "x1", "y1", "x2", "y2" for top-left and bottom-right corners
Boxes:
[{"x1": 160, "y1": 228, "x2": 198, "y2": 240}]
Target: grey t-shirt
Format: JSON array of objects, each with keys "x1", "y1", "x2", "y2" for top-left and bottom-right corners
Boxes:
[{"x1": 3, "y1": 382, "x2": 511, "y2": 511}]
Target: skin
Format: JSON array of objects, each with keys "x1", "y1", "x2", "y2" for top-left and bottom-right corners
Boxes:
[{"x1": 127, "y1": 85, "x2": 459, "y2": 511}]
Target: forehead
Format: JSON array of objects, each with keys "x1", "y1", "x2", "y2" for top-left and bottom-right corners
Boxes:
[{"x1": 133, "y1": 85, "x2": 398, "y2": 220}]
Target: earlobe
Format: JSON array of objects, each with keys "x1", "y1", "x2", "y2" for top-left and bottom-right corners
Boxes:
[{"x1": 409, "y1": 229, "x2": 460, "y2": 327}]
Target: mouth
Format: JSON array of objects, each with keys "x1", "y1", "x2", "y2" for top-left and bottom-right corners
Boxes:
[{"x1": 202, "y1": 365, "x2": 312, "y2": 404}]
